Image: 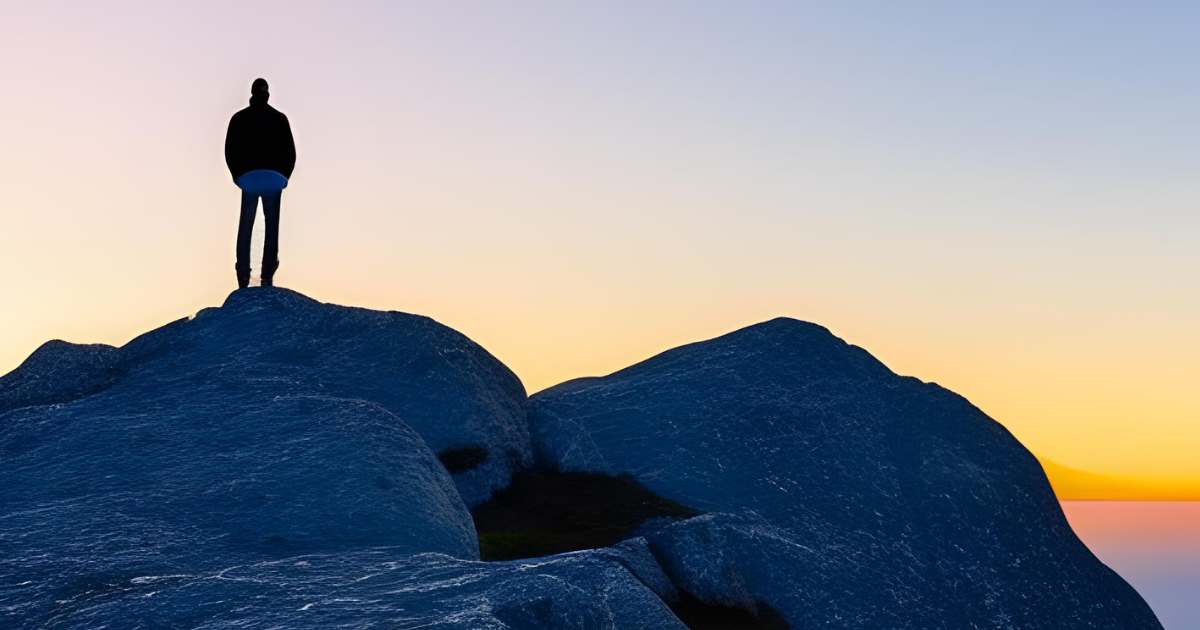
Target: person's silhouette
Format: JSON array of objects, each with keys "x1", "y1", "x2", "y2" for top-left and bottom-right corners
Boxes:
[{"x1": 225, "y1": 78, "x2": 296, "y2": 288}]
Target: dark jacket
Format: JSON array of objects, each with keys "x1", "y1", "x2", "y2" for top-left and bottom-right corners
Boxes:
[{"x1": 224, "y1": 96, "x2": 296, "y2": 181}]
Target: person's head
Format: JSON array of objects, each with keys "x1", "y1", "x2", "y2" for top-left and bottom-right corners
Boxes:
[{"x1": 250, "y1": 78, "x2": 269, "y2": 104}]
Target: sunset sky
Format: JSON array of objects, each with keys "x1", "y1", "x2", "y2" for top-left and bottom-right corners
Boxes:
[{"x1": 1, "y1": 2, "x2": 1196, "y2": 498}]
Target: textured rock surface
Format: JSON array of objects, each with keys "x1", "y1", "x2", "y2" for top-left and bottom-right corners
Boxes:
[
  {"x1": 0, "y1": 340, "x2": 122, "y2": 413},
  {"x1": 0, "y1": 298, "x2": 1162, "y2": 629},
  {"x1": 0, "y1": 289, "x2": 534, "y2": 627},
  {"x1": 531, "y1": 318, "x2": 1161, "y2": 629},
  {"x1": 5, "y1": 546, "x2": 685, "y2": 629},
  {"x1": 4, "y1": 289, "x2": 530, "y2": 505}
]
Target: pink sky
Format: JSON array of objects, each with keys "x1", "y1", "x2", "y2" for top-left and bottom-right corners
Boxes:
[{"x1": 1063, "y1": 501, "x2": 1199, "y2": 628}]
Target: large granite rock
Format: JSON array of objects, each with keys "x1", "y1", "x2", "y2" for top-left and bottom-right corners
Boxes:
[
  {"x1": 1, "y1": 288, "x2": 531, "y2": 506},
  {"x1": 0, "y1": 288, "x2": 532, "y2": 626},
  {"x1": 531, "y1": 318, "x2": 1161, "y2": 629},
  {"x1": 0, "y1": 297, "x2": 1161, "y2": 629}
]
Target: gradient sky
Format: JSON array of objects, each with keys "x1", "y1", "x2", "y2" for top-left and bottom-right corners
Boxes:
[
  {"x1": 1, "y1": 2, "x2": 1197, "y2": 496},
  {"x1": 1062, "y1": 501, "x2": 1200, "y2": 628}
]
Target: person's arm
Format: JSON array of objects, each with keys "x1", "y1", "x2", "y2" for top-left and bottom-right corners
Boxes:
[
  {"x1": 224, "y1": 115, "x2": 240, "y2": 182},
  {"x1": 281, "y1": 116, "x2": 296, "y2": 179}
]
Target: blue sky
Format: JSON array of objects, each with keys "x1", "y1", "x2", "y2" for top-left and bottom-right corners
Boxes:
[{"x1": 1, "y1": 1, "x2": 1197, "y2": 486}]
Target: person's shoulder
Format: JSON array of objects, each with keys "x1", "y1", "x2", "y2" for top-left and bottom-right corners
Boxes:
[
  {"x1": 266, "y1": 104, "x2": 289, "y2": 121},
  {"x1": 229, "y1": 106, "x2": 253, "y2": 122}
]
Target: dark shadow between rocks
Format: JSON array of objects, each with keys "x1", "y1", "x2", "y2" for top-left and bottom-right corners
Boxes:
[
  {"x1": 471, "y1": 470, "x2": 697, "y2": 561},
  {"x1": 668, "y1": 591, "x2": 790, "y2": 630},
  {"x1": 470, "y1": 471, "x2": 788, "y2": 628},
  {"x1": 437, "y1": 446, "x2": 490, "y2": 475}
]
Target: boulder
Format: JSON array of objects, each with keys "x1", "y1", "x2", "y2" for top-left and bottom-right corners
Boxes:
[
  {"x1": 531, "y1": 318, "x2": 1161, "y2": 628},
  {"x1": 5, "y1": 288, "x2": 531, "y2": 505},
  {"x1": 0, "y1": 288, "x2": 536, "y2": 626}
]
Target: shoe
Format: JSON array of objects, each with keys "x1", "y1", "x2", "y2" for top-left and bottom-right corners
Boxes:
[
  {"x1": 236, "y1": 264, "x2": 251, "y2": 289},
  {"x1": 261, "y1": 259, "x2": 279, "y2": 287}
]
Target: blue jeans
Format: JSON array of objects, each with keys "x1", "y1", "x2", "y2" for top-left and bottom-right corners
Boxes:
[{"x1": 236, "y1": 190, "x2": 281, "y2": 274}]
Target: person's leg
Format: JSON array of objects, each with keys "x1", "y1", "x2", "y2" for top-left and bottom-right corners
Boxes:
[
  {"x1": 261, "y1": 191, "x2": 282, "y2": 286},
  {"x1": 235, "y1": 191, "x2": 259, "y2": 288}
]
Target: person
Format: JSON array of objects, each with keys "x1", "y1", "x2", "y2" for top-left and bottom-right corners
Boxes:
[{"x1": 224, "y1": 78, "x2": 296, "y2": 288}]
